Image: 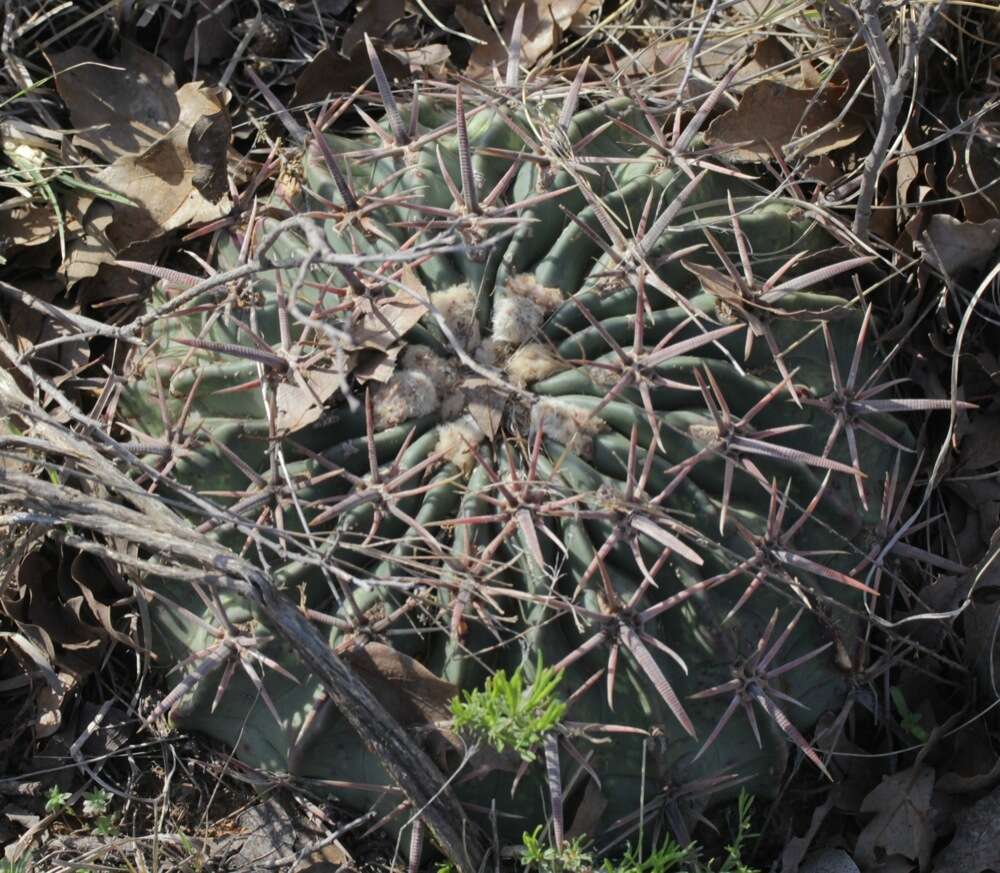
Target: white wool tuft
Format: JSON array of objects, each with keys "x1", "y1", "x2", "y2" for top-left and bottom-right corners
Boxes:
[
  {"x1": 373, "y1": 370, "x2": 439, "y2": 429},
  {"x1": 688, "y1": 422, "x2": 720, "y2": 445},
  {"x1": 401, "y1": 345, "x2": 458, "y2": 397},
  {"x1": 504, "y1": 274, "x2": 563, "y2": 311},
  {"x1": 431, "y1": 284, "x2": 480, "y2": 352},
  {"x1": 586, "y1": 361, "x2": 620, "y2": 388},
  {"x1": 505, "y1": 343, "x2": 568, "y2": 387},
  {"x1": 492, "y1": 294, "x2": 545, "y2": 346},
  {"x1": 529, "y1": 398, "x2": 608, "y2": 457},
  {"x1": 372, "y1": 345, "x2": 460, "y2": 429},
  {"x1": 435, "y1": 415, "x2": 485, "y2": 471},
  {"x1": 473, "y1": 338, "x2": 499, "y2": 368}
]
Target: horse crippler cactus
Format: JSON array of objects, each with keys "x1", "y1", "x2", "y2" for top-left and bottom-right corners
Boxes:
[{"x1": 117, "y1": 46, "x2": 943, "y2": 862}]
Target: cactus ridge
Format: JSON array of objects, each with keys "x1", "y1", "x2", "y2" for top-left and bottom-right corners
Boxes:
[{"x1": 119, "y1": 55, "x2": 932, "y2": 853}]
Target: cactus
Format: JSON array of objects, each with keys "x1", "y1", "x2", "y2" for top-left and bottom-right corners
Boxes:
[{"x1": 118, "y1": 49, "x2": 944, "y2": 859}]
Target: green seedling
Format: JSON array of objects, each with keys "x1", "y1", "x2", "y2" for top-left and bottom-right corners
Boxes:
[
  {"x1": 890, "y1": 687, "x2": 929, "y2": 742},
  {"x1": 521, "y1": 827, "x2": 593, "y2": 872},
  {"x1": 44, "y1": 786, "x2": 71, "y2": 815},
  {"x1": 451, "y1": 658, "x2": 566, "y2": 762}
]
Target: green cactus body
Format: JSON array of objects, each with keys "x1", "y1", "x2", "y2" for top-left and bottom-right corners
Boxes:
[{"x1": 120, "y1": 75, "x2": 909, "y2": 853}]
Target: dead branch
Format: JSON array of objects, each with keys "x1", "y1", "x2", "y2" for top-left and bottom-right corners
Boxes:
[{"x1": 852, "y1": 0, "x2": 945, "y2": 240}]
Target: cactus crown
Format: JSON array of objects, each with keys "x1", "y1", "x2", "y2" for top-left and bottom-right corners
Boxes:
[{"x1": 119, "y1": 45, "x2": 940, "y2": 859}]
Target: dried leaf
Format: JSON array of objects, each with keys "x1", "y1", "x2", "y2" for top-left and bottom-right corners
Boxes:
[
  {"x1": 933, "y1": 784, "x2": 1000, "y2": 873},
  {"x1": 60, "y1": 197, "x2": 115, "y2": 284},
  {"x1": 75, "y1": 701, "x2": 134, "y2": 758},
  {"x1": 0, "y1": 201, "x2": 59, "y2": 249},
  {"x1": 69, "y1": 553, "x2": 135, "y2": 650},
  {"x1": 805, "y1": 156, "x2": 842, "y2": 186},
  {"x1": 293, "y1": 41, "x2": 408, "y2": 108},
  {"x1": 275, "y1": 363, "x2": 345, "y2": 433},
  {"x1": 705, "y1": 80, "x2": 864, "y2": 161},
  {"x1": 945, "y1": 101, "x2": 1000, "y2": 223},
  {"x1": 936, "y1": 719, "x2": 1000, "y2": 794},
  {"x1": 341, "y1": 642, "x2": 458, "y2": 728},
  {"x1": 684, "y1": 33, "x2": 797, "y2": 87},
  {"x1": 781, "y1": 794, "x2": 837, "y2": 873},
  {"x1": 351, "y1": 297, "x2": 427, "y2": 351},
  {"x1": 95, "y1": 83, "x2": 232, "y2": 243},
  {"x1": 565, "y1": 779, "x2": 607, "y2": 842},
  {"x1": 341, "y1": 0, "x2": 405, "y2": 59},
  {"x1": 958, "y1": 413, "x2": 1000, "y2": 472},
  {"x1": 733, "y1": 0, "x2": 790, "y2": 15},
  {"x1": 463, "y1": 378, "x2": 506, "y2": 439},
  {"x1": 610, "y1": 39, "x2": 688, "y2": 78},
  {"x1": 76, "y1": 236, "x2": 166, "y2": 309},
  {"x1": 459, "y1": 0, "x2": 599, "y2": 75},
  {"x1": 454, "y1": 7, "x2": 511, "y2": 76},
  {"x1": 897, "y1": 132, "x2": 920, "y2": 211},
  {"x1": 799, "y1": 59, "x2": 823, "y2": 89},
  {"x1": 184, "y1": 0, "x2": 236, "y2": 64},
  {"x1": 855, "y1": 765, "x2": 935, "y2": 872},
  {"x1": 348, "y1": 345, "x2": 403, "y2": 385},
  {"x1": 6, "y1": 277, "x2": 61, "y2": 337},
  {"x1": 799, "y1": 849, "x2": 861, "y2": 873},
  {"x1": 387, "y1": 44, "x2": 450, "y2": 69},
  {"x1": 354, "y1": 346, "x2": 402, "y2": 384},
  {"x1": 48, "y1": 43, "x2": 179, "y2": 162},
  {"x1": 0, "y1": 631, "x2": 59, "y2": 691},
  {"x1": 917, "y1": 215, "x2": 1000, "y2": 275},
  {"x1": 750, "y1": 35, "x2": 791, "y2": 72},
  {"x1": 1, "y1": 545, "x2": 132, "y2": 680},
  {"x1": 35, "y1": 671, "x2": 76, "y2": 739}
]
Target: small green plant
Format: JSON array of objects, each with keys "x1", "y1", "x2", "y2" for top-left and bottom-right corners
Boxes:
[
  {"x1": 81, "y1": 788, "x2": 111, "y2": 818},
  {"x1": 451, "y1": 658, "x2": 566, "y2": 762},
  {"x1": 41, "y1": 785, "x2": 118, "y2": 838},
  {"x1": 44, "y1": 786, "x2": 71, "y2": 815},
  {"x1": 603, "y1": 792, "x2": 759, "y2": 873},
  {"x1": 712, "y1": 791, "x2": 758, "y2": 873},
  {"x1": 890, "y1": 687, "x2": 929, "y2": 743},
  {"x1": 521, "y1": 827, "x2": 594, "y2": 872},
  {"x1": 93, "y1": 814, "x2": 119, "y2": 837},
  {"x1": 78, "y1": 788, "x2": 118, "y2": 836},
  {"x1": 602, "y1": 838, "x2": 696, "y2": 873}
]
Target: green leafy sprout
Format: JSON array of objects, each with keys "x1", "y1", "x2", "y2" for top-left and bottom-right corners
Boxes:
[
  {"x1": 81, "y1": 788, "x2": 111, "y2": 818},
  {"x1": 450, "y1": 657, "x2": 566, "y2": 762},
  {"x1": 604, "y1": 792, "x2": 760, "y2": 873},
  {"x1": 522, "y1": 827, "x2": 593, "y2": 872},
  {"x1": 890, "y1": 687, "x2": 929, "y2": 742},
  {"x1": 514, "y1": 791, "x2": 759, "y2": 873},
  {"x1": 44, "y1": 785, "x2": 71, "y2": 815},
  {"x1": 602, "y1": 837, "x2": 696, "y2": 873},
  {"x1": 41, "y1": 785, "x2": 118, "y2": 838}
]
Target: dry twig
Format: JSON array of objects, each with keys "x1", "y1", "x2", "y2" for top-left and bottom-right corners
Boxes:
[{"x1": 852, "y1": 0, "x2": 946, "y2": 240}]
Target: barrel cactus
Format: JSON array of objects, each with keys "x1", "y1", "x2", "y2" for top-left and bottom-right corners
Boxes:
[{"x1": 119, "y1": 46, "x2": 928, "y2": 861}]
